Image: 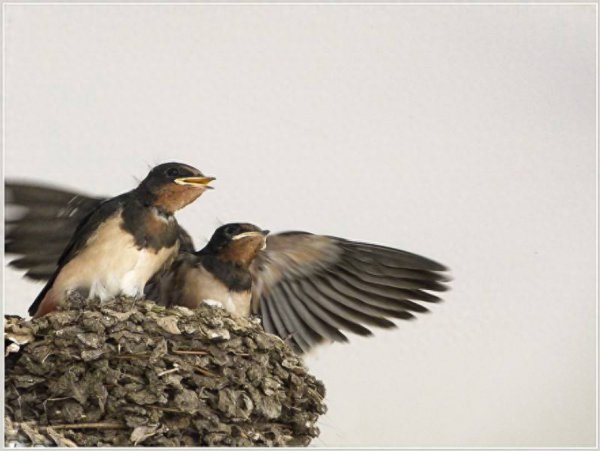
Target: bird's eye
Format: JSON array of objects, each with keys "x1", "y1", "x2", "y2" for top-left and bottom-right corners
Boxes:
[
  {"x1": 224, "y1": 225, "x2": 238, "y2": 236},
  {"x1": 166, "y1": 167, "x2": 180, "y2": 177}
]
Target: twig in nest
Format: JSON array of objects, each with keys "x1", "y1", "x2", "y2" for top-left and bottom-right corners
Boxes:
[
  {"x1": 194, "y1": 365, "x2": 219, "y2": 377},
  {"x1": 112, "y1": 352, "x2": 150, "y2": 359},
  {"x1": 157, "y1": 367, "x2": 180, "y2": 377},
  {"x1": 44, "y1": 421, "x2": 127, "y2": 430},
  {"x1": 171, "y1": 349, "x2": 209, "y2": 356}
]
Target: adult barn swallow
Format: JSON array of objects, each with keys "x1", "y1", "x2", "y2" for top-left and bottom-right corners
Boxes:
[
  {"x1": 17, "y1": 163, "x2": 214, "y2": 318},
  {"x1": 5, "y1": 184, "x2": 448, "y2": 353}
]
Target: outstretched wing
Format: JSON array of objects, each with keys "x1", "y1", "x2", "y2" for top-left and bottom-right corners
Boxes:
[
  {"x1": 5, "y1": 181, "x2": 196, "y2": 282},
  {"x1": 249, "y1": 232, "x2": 450, "y2": 354},
  {"x1": 5, "y1": 182, "x2": 106, "y2": 281}
]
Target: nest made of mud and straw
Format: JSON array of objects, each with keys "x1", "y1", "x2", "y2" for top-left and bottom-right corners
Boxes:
[{"x1": 5, "y1": 296, "x2": 326, "y2": 447}]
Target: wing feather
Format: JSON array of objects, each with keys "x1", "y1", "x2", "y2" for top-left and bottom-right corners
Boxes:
[
  {"x1": 5, "y1": 182, "x2": 106, "y2": 281},
  {"x1": 309, "y1": 274, "x2": 404, "y2": 323},
  {"x1": 270, "y1": 284, "x2": 320, "y2": 353},
  {"x1": 261, "y1": 293, "x2": 288, "y2": 343},
  {"x1": 285, "y1": 282, "x2": 349, "y2": 344},
  {"x1": 295, "y1": 280, "x2": 373, "y2": 337},
  {"x1": 250, "y1": 232, "x2": 449, "y2": 353}
]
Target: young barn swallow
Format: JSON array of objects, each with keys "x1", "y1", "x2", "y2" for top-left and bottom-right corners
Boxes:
[
  {"x1": 146, "y1": 223, "x2": 270, "y2": 316},
  {"x1": 147, "y1": 223, "x2": 448, "y2": 353},
  {"x1": 5, "y1": 184, "x2": 448, "y2": 353},
  {"x1": 15, "y1": 163, "x2": 214, "y2": 318}
]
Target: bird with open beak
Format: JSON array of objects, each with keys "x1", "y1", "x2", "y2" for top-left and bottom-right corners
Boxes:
[{"x1": 23, "y1": 162, "x2": 215, "y2": 318}]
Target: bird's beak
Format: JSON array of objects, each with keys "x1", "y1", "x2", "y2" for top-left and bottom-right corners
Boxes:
[
  {"x1": 260, "y1": 230, "x2": 269, "y2": 249},
  {"x1": 232, "y1": 230, "x2": 269, "y2": 250},
  {"x1": 232, "y1": 231, "x2": 267, "y2": 241},
  {"x1": 174, "y1": 176, "x2": 216, "y2": 189}
]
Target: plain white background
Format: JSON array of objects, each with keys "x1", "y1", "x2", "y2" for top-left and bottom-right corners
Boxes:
[{"x1": 2, "y1": 4, "x2": 596, "y2": 447}]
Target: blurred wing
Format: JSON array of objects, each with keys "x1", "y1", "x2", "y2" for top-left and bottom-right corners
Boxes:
[
  {"x1": 249, "y1": 232, "x2": 450, "y2": 354},
  {"x1": 5, "y1": 182, "x2": 106, "y2": 281},
  {"x1": 5, "y1": 181, "x2": 196, "y2": 281}
]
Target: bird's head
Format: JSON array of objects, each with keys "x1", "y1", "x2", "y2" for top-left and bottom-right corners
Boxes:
[
  {"x1": 205, "y1": 223, "x2": 269, "y2": 267},
  {"x1": 138, "y1": 162, "x2": 215, "y2": 213}
]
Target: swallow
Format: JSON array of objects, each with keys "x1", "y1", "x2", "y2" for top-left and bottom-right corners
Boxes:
[
  {"x1": 145, "y1": 222, "x2": 448, "y2": 353},
  {"x1": 13, "y1": 163, "x2": 214, "y2": 318},
  {"x1": 146, "y1": 223, "x2": 270, "y2": 316},
  {"x1": 5, "y1": 184, "x2": 449, "y2": 354}
]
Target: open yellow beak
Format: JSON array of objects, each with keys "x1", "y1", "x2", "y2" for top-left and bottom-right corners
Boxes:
[{"x1": 174, "y1": 176, "x2": 216, "y2": 188}]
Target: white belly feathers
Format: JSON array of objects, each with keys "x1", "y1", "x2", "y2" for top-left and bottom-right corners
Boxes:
[
  {"x1": 54, "y1": 211, "x2": 178, "y2": 302},
  {"x1": 181, "y1": 265, "x2": 251, "y2": 317},
  {"x1": 88, "y1": 248, "x2": 170, "y2": 301}
]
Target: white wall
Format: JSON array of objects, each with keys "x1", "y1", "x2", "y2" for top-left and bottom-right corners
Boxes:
[{"x1": 3, "y1": 4, "x2": 596, "y2": 447}]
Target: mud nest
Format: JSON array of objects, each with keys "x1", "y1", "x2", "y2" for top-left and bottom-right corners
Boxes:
[{"x1": 4, "y1": 296, "x2": 326, "y2": 447}]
